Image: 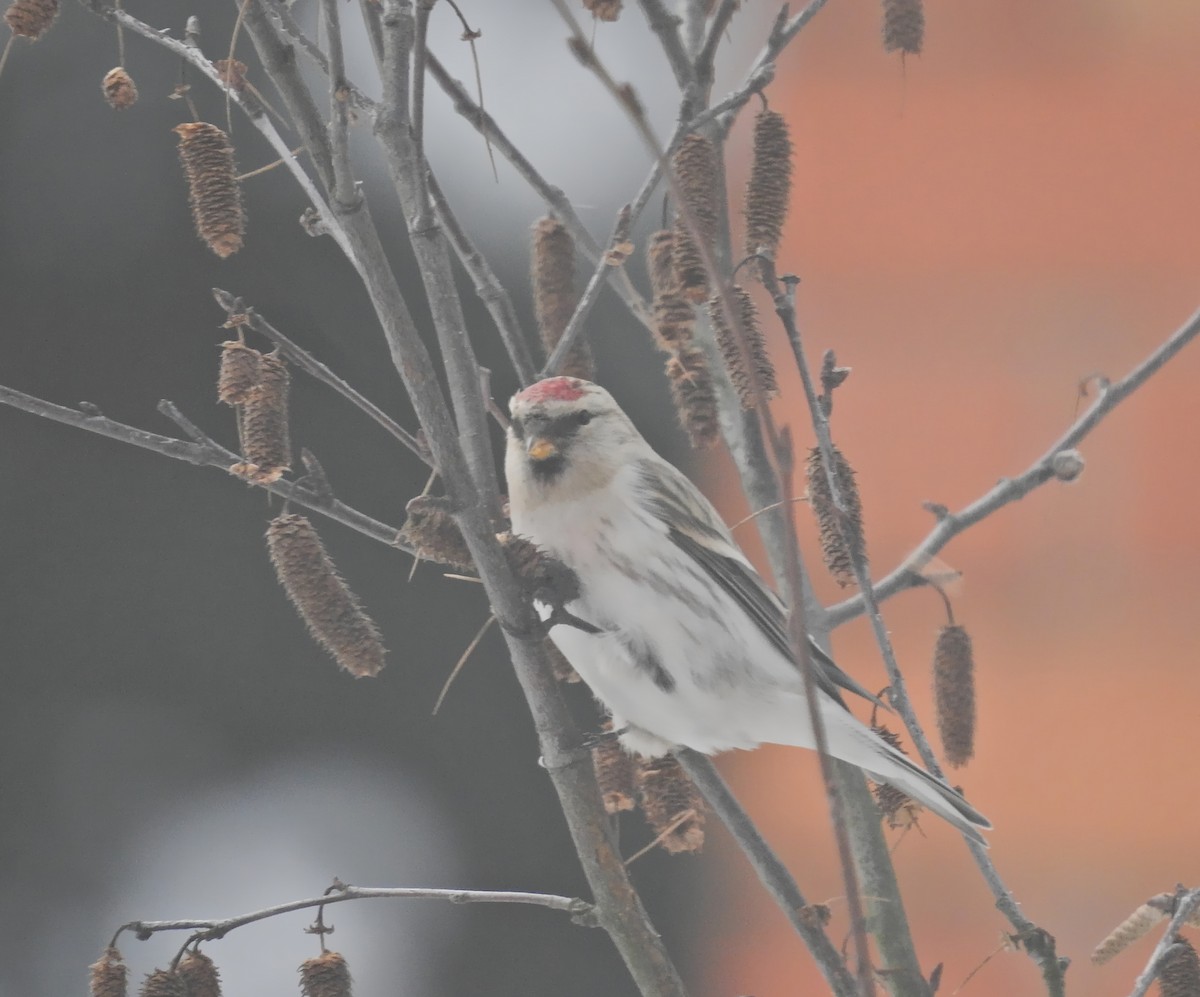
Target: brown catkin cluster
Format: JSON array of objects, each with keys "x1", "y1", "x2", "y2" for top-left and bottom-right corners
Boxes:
[
  {"x1": 177, "y1": 951, "x2": 222, "y2": 997},
  {"x1": 102, "y1": 67, "x2": 138, "y2": 109},
  {"x1": 805, "y1": 444, "x2": 867, "y2": 587},
  {"x1": 636, "y1": 755, "x2": 706, "y2": 854},
  {"x1": 1158, "y1": 938, "x2": 1200, "y2": 997},
  {"x1": 646, "y1": 230, "x2": 695, "y2": 351},
  {"x1": 706, "y1": 285, "x2": 778, "y2": 409},
  {"x1": 532, "y1": 216, "x2": 593, "y2": 380},
  {"x1": 266, "y1": 513, "x2": 387, "y2": 678},
  {"x1": 217, "y1": 340, "x2": 263, "y2": 406},
  {"x1": 744, "y1": 109, "x2": 792, "y2": 276},
  {"x1": 233, "y1": 351, "x2": 291, "y2": 483},
  {"x1": 583, "y1": 0, "x2": 622, "y2": 21},
  {"x1": 870, "y1": 724, "x2": 923, "y2": 830},
  {"x1": 933, "y1": 624, "x2": 976, "y2": 767},
  {"x1": 665, "y1": 345, "x2": 720, "y2": 448},
  {"x1": 499, "y1": 531, "x2": 582, "y2": 605},
  {"x1": 173, "y1": 122, "x2": 245, "y2": 258},
  {"x1": 593, "y1": 723, "x2": 636, "y2": 814},
  {"x1": 671, "y1": 134, "x2": 721, "y2": 302},
  {"x1": 398, "y1": 496, "x2": 475, "y2": 573},
  {"x1": 1091, "y1": 901, "x2": 1168, "y2": 966},
  {"x1": 138, "y1": 969, "x2": 188, "y2": 997},
  {"x1": 882, "y1": 0, "x2": 924, "y2": 55},
  {"x1": 4, "y1": 0, "x2": 58, "y2": 38},
  {"x1": 214, "y1": 58, "x2": 248, "y2": 91},
  {"x1": 89, "y1": 947, "x2": 128, "y2": 997},
  {"x1": 299, "y1": 951, "x2": 353, "y2": 997}
]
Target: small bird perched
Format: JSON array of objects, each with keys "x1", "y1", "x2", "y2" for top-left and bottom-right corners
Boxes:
[{"x1": 505, "y1": 376, "x2": 990, "y2": 844}]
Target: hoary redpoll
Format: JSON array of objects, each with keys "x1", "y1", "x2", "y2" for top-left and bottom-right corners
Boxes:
[{"x1": 505, "y1": 376, "x2": 990, "y2": 844}]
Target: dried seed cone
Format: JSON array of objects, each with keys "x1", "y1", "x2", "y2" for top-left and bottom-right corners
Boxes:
[
  {"x1": 266, "y1": 513, "x2": 387, "y2": 678},
  {"x1": 671, "y1": 134, "x2": 721, "y2": 302},
  {"x1": 870, "y1": 724, "x2": 923, "y2": 829},
  {"x1": 882, "y1": 0, "x2": 924, "y2": 55},
  {"x1": 89, "y1": 947, "x2": 128, "y2": 997},
  {"x1": 499, "y1": 531, "x2": 582, "y2": 604},
  {"x1": 636, "y1": 755, "x2": 706, "y2": 854},
  {"x1": 1091, "y1": 903, "x2": 1167, "y2": 966},
  {"x1": 532, "y1": 216, "x2": 593, "y2": 380},
  {"x1": 138, "y1": 969, "x2": 188, "y2": 997},
  {"x1": 706, "y1": 285, "x2": 778, "y2": 408},
  {"x1": 1158, "y1": 938, "x2": 1200, "y2": 997},
  {"x1": 4, "y1": 0, "x2": 57, "y2": 38},
  {"x1": 933, "y1": 624, "x2": 976, "y2": 767},
  {"x1": 593, "y1": 723, "x2": 636, "y2": 813},
  {"x1": 217, "y1": 340, "x2": 263, "y2": 405},
  {"x1": 299, "y1": 951, "x2": 353, "y2": 997},
  {"x1": 646, "y1": 230, "x2": 696, "y2": 350},
  {"x1": 398, "y1": 496, "x2": 474, "y2": 573},
  {"x1": 665, "y1": 344, "x2": 720, "y2": 448},
  {"x1": 215, "y1": 58, "x2": 248, "y2": 92},
  {"x1": 806, "y1": 444, "x2": 867, "y2": 587},
  {"x1": 173, "y1": 122, "x2": 245, "y2": 258},
  {"x1": 583, "y1": 0, "x2": 622, "y2": 20},
  {"x1": 177, "y1": 951, "x2": 222, "y2": 997},
  {"x1": 744, "y1": 109, "x2": 792, "y2": 276},
  {"x1": 102, "y1": 67, "x2": 138, "y2": 109},
  {"x1": 235, "y1": 351, "x2": 290, "y2": 483}
]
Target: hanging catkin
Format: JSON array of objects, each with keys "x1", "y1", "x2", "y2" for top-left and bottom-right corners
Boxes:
[
  {"x1": 744, "y1": 108, "x2": 792, "y2": 275},
  {"x1": 532, "y1": 216, "x2": 593, "y2": 379},
  {"x1": 882, "y1": 0, "x2": 924, "y2": 55},
  {"x1": 173, "y1": 122, "x2": 245, "y2": 258},
  {"x1": 671, "y1": 135, "x2": 721, "y2": 302},
  {"x1": 805, "y1": 444, "x2": 867, "y2": 586},
  {"x1": 933, "y1": 624, "x2": 976, "y2": 767},
  {"x1": 706, "y1": 285, "x2": 778, "y2": 408}
]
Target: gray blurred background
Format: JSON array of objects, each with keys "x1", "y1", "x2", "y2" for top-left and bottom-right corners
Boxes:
[{"x1": 0, "y1": 3, "x2": 771, "y2": 995}]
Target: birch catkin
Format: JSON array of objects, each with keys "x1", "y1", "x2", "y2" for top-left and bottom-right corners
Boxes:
[
  {"x1": 217, "y1": 340, "x2": 263, "y2": 406},
  {"x1": 102, "y1": 67, "x2": 138, "y2": 109},
  {"x1": 636, "y1": 755, "x2": 706, "y2": 854},
  {"x1": 806, "y1": 444, "x2": 867, "y2": 586},
  {"x1": 137, "y1": 970, "x2": 188, "y2": 997},
  {"x1": 706, "y1": 285, "x2": 778, "y2": 408},
  {"x1": 882, "y1": 0, "x2": 924, "y2": 55},
  {"x1": 744, "y1": 108, "x2": 793, "y2": 274},
  {"x1": 173, "y1": 122, "x2": 245, "y2": 258},
  {"x1": 933, "y1": 624, "x2": 976, "y2": 767},
  {"x1": 532, "y1": 216, "x2": 593, "y2": 379},
  {"x1": 89, "y1": 947, "x2": 128, "y2": 997},
  {"x1": 671, "y1": 134, "x2": 721, "y2": 302},
  {"x1": 234, "y1": 351, "x2": 290, "y2": 483},
  {"x1": 177, "y1": 952, "x2": 222, "y2": 997},
  {"x1": 4, "y1": 0, "x2": 58, "y2": 38},
  {"x1": 299, "y1": 951, "x2": 353, "y2": 997}
]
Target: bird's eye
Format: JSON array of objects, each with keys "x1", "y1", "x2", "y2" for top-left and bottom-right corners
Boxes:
[{"x1": 575, "y1": 411, "x2": 593, "y2": 426}]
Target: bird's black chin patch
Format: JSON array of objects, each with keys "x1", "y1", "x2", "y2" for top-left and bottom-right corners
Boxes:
[{"x1": 529, "y1": 454, "x2": 566, "y2": 481}]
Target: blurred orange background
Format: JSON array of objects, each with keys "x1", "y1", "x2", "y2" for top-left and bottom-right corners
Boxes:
[{"x1": 703, "y1": 2, "x2": 1200, "y2": 995}]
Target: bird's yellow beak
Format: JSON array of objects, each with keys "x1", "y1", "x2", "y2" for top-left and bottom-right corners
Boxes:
[{"x1": 526, "y1": 437, "x2": 558, "y2": 462}]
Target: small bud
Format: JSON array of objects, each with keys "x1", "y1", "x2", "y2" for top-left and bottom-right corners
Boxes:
[
  {"x1": 137, "y1": 969, "x2": 188, "y2": 997},
  {"x1": 671, "y1": 135, "x2": 722, "y2": 302},
  {"x1": 806, "y1": 444, "x2": 867, "y2": 586},
  {"x1": 636, "y1": 755, "x2": 706, "y2": 854},
  {"x1": 593, "y1": 721, "x2": 636, "y2": 813},
  {"x1": 933, "y1": 625, "x2": 976, "y2": 767},
  {"x1": 216, "y1": 340, "x2": 263, "y2": 406},
  {"x1": 798, "y1": 903, "x2": 832, "y2": 929},
  {"x1": 399, "y1": 496, "x2": 475, "y2": 573},
  {"x1": 882, "y1": 0, "x2": 924, "y2": 55},
  {"x1": 266, "y1": 513, "x2": 387, "y2": 678},
  {"x1": 1091, "y1": 901, "x2": 1168, "y2": 966},
  {"x1": 583, "y1": 0, "x2": 622, "y2": 21},
  {"x1": 4, "y1": 0, "x2": 58, "y2": 39},
  {"x1": 299, "y1": 951, "x2": 352, "y2": 997},
  {"x1": 1158, "y1": 937, "x2": 1200, "y2": 997},
  {"x1": 532, "y1": 216, "x2": 592, "y2": 380},
  {"x1": 706, "y1": 285, "x2": 778, "y2": 408},
  {"x1": 744, "y1": 108, "x2": 793, "y2": 278},
  {"x1": 665, "y1": 344, "x2": 720, "y2": 448},
  {"x1": 233, "y1": 351, "x2": 290, "y2": 483},
  {"x1": 1050, "y1": 449, "x2": 1085, "y2": 482},
  {"x1": 89, "y1": 946, "x2": 128, "y2": 997},
  {"x1": 102, "y1": 67, "x2": 138, "y2": 109},
  {"x1": 177, "y1": 951, "x2": 222, "y2": 997},
  {"x1": 173, "y1": 122, "x2": 245, "y2": 258}
]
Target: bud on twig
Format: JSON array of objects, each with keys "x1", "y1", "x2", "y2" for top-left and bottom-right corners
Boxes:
[
  {"x1": 177, "y1": 951, "x2": 222, "y2": 997},
  {"x1": 267, "y1": 513, "x2": 387, "y2": 678},
  {"x1": 233, "y1": 351, "x2": 290, "y2": 483},
  {"x1": 4, "y1": 0, "x2": 58, "y2": 38},
  {"x1": 299, "y1": 951, "x2": 353, "y2": 997},
  {"x1": 882, "y1": 0, "x2": 924, "y2": 55},
  {"x1": 174, "y1": 122, "x2": 245, "y2": 258},
  {"x1": 744, "y1": 108, "x2": 792, "y2": 277},
  {"x1": 399, "y1": 496, "x2": 475, "y2": 573},
  {"x1": 706, "y1": 285, "x2": 778, "y2": 409},
  {"x1": 532, "y1": 216, "x2": 593, "y2": 380},
  {"x1": 806, "y1": 444, "x2": 867, "y2": 586},
  {"x1": 102, "y1": 67, "x2": 138, "y2": 109},
  {"x1": 637, "y1": 755, "x2": 706, "y2": 854},
  {"x1": 89, "y1": 947, "x2": 128, "y2": 997},
  {"x1": 671, "y1": 134, "x2": 721, "y2": 303},
  {"x1": 1050, "y1": 449, "x2": 1085, "y2": 482},
  {"x1": 933, "y1": 624, "x2": 975, "y2": 767}
]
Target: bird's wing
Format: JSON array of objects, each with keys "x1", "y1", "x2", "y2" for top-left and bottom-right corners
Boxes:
[{"x1": 633, "y1": 458, "x2": 885, "y2": 712}]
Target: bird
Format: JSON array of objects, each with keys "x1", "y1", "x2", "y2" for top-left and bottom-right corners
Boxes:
[{"x1": 504, "y1": 375, "x2": 990, "y2": 844}]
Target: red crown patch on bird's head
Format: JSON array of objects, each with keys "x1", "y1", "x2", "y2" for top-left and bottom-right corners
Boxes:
[{"x1": 513, "y1": 377, "x2": 588, "y2": 406}]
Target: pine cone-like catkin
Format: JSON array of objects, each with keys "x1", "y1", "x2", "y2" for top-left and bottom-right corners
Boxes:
[
  {"x1": 706, "y1": 285, "x2": 778, "y2": 408},
  {"x1": 102, "y1": 67, "x2": 138, "y2": 109},
  {"x1": 89, "y1": 947, "x2": 128, "y2": 997},
  {"x1": 646, "y1": 230, "x2": 696, "y2": 350},
  {"x1": 214, "y1": 58, "x2": 248, "y2": 92},
  {"x1": 1158, "y1": 938, "x2": 1200, "y2": 997},
  {"x1": 583, "y1": 0, "x2": 622, "y2": 20},
  {"x1": 173, "y1": 122, "x2": 245, "y2": 258},
  {"x1": 266, "y1": 513, "x2": 387, "y2": 678},
  {"x1": 805, "y1": 444, "x2": 867, "y2": 587},
  {"x1": 744, "y1": 108, "x2": 792, "y2": 277},
  {"x1": 1091, "y1": 901, "x2": 1168, "y2": 966},
  {"x1": 532, "y1": 216, "x2": 593, "y2": 380},
  {"x1": 593, "y1": 722, "x2": 636, "y2": 814},
  {"x1": 933, "y1": 624, "x2": 975, "y2": 767},
  {"x1": 177, "y1": 951, "x2": 222, "y2": 997},
  {"x1": 299, "y1": 951, "x2": 352, "y2": 997},
  {"x1": 671, "y1": 134, "x2": 721, "y2": 302},
  {"x1": 636, "y1": 755, "x2": 706, "y2": 854},
  {"x1": 870, "y1": 724, "x2": 923, "y2": 830},
  {"x1": 665, "y1": 344, "x2": 720, "y2": 448},
  {"x1": 233, "y1": 351, "x2": 290, "y2": 483},
  {"x1": 499, "y1": 531, "x2": 582, "y2": 607},
  {"x1": 217, "y1": 340, "x2": 263, "y2": 405},
  {"x1": 882, "y1": 0, "x2": 924, "y2": 55},
  {"x1": 4, "y1": 0, "x2": 58, "y2": 38},
  {"x1": 138, "y1": 969, "x2": 188, "y2": 997},
  {"x1": 398, "y1": 495, "x2": 475, "y2": 573}
]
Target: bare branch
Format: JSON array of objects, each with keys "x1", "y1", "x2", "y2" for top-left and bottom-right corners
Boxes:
[
  {"x1": 636, "y1": 0, "x2": 696, "y2": 93},
  {"x1": 320, "y1": 0, "x2": 362, "y2": 212}
]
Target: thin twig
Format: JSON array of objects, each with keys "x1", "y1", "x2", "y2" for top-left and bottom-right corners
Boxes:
[
  {"x1": 635, "y1": 0, "x2": 696, "y2": 93},
  {"x1": 433, "y1": 614, "x2": 496, "y2": 715},
  {"x1": 320, "y1": 0, "x2": 361, "y2": 213}
]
